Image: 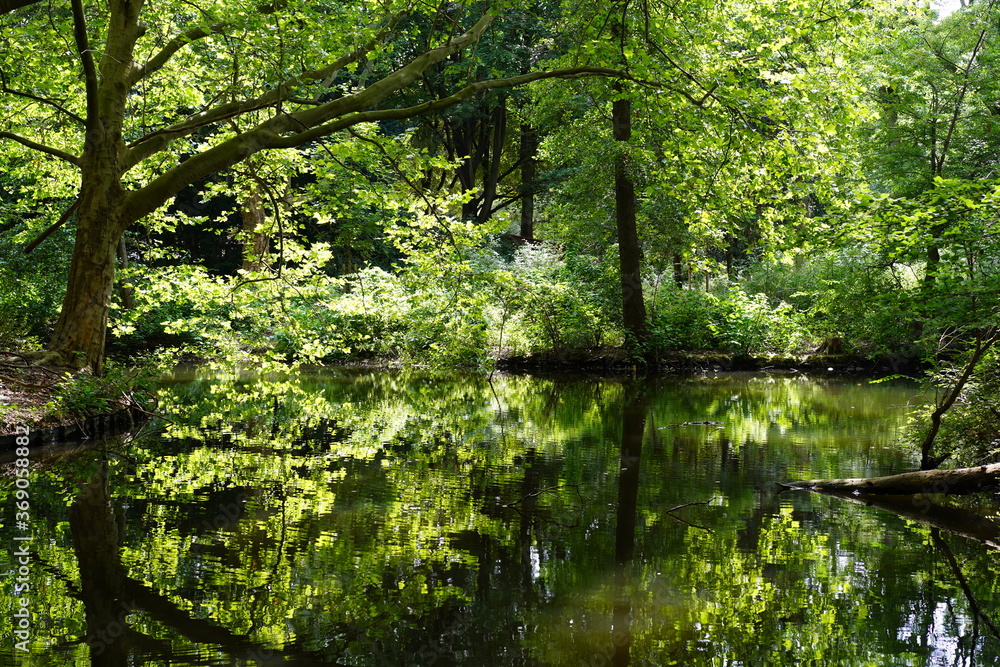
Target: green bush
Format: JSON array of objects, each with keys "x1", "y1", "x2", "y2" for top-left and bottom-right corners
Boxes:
[
  {"x1": 714, "y1": 289, "x2": 805, "y2": 355},
  {"x1": 647, "y1": 287, "x2": 720, "y2": 351},
  {"x1": 646, "y1": 283, "x2": 806, "y2": 355},
  {"x1": 495, "y1": 244, "x2": 619, "y2": 356},
  {"x1": 48, "y1": 356, "x2": 160, "y2": 420},
  {"x1": 740, "y1": 249, "x2": 920, "y2": 356},
  {"x1": 111, "y1": 265, "x2": 237, "y2": 353}
]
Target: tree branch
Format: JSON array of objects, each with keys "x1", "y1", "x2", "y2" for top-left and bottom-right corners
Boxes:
[
  {"x1": 920, "y1": 328, "x2": 998, "y2": 469},
  {"x1": 128, "y1": 21, "x2": 230, "y2": 87},
  {"x1": 267, "y1": 66, "x2": 626, "y2": 149},
  {"x1": 22, "y1": 199, "x2": 79, "y2": 254},
  {"x1": 123, "y1": 14, "x2": 401, "y2": 169},
  {"x1": 0, "y1": 0, "x2": 42, "y2": 14},
  {"x1": 69, "y1": 0, "x2": 98, "y2": 126},
  {"x1": 122, "y1": 99, "x2": 278, "y2": 169},
  {"x1": 0, "y1": 69, "x2": 85, "y2": 125},
  {"x1": 937, "y1": 27, "x2": 988, "y2": 174},
  {"x1": 0, "y1": 131, "x2": 80, "y2": 165},
  {"x1": 122, "y1": 12, "x2": 500, "y2": 222}
]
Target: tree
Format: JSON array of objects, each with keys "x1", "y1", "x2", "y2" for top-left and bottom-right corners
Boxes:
[
  {"x1": 609, "y1": 3, "x2": 648, "y2": 351},
  {"x1": 857, "y1": 1, "x2": 1000, "y2": 338},
  {"x1": 528, "y1": 0, "x2": 877, "y2": 354},
  {"x1": 0, "y1": 0, "x2": 621, "y2": 374}
]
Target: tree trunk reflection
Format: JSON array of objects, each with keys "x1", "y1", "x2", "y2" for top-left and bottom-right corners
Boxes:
[{"x1": 612, "y1": 383, "x2": 647, "y2": 666}]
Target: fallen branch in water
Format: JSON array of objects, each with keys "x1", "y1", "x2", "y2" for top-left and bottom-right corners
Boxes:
[
  {"x1": 778, "y1": 462, "x2": 1000, "y2": 495},
  {"x1": 663, "y1": 500, "x2": 711, "y2": 530},
  {"x1": 658, "y1": 421, "x2": 724, "y2": 430},
  {"x1": 504, "y1": 483, "x2": 582, "y2": 507}
]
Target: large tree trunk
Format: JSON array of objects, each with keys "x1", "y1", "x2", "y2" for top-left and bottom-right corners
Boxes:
[
  {"x1": 43, "y1": 0, "x2": 137, "y2": 375},
  {"x1": 47, "y1": 203, "x2": 127, "y2": 375},
  {"x1": 45, "y1": 137, "x2": 130, "y2": 375},
  {"x1": 778, "y1": 462, "x2": 1000, "y2": 495}
]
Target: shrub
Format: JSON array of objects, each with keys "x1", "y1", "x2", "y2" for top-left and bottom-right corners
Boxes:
[
  {"x1": 740, "y1": 249, "x2": 921, "y2": 356},
  {"x1": 47, "y1": 356, "x2": 160, "y2": 420},
  {"x1": 714, "y1": 289, "x2": 806, "y2": 355},
  {"x1": 647, "y1": 287, "x2": 720, "y2": 351}
]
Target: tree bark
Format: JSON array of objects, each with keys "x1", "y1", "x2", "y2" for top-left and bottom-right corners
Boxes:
[
  {"x1": 116, "y1": 237, "x2": 134, "y2": 311},
  {"x1": 778, "y1": 462, "x2": 1000, "y2": 495},
  {"x1": 519, "y1": 123, "x2": 537, "y2": 240},
  {"x1": 47, "y1": 206, "x2": 127, "y2": 375},
  {"x1": 240, "y1": 191, "x2": 270, "y2": 272},
  {"x1": 613, "y1": 91, "x2": 648, "y2": 349}
]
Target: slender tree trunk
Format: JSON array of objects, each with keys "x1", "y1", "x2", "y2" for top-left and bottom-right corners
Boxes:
[
  {"x1": 519, "y1": 123, "x2": 537, "y2": 240},
  {"x1": 240, "y1": 191, "x2": 270, "y2": 271},
  {"x1": 476, "y1": 101, "x2": 507, "y2": 224},
  {"x1": 919, "y1": 329, "x2": 997, "y2": 469},
  {"x1": 672, "y1": 254, "x2": 684, "y2": 288},
  {"x1": 116, "y1": 237, "x2": 133, "y2": 311},
  {"x1": 613, "y1": 90, "x2": 648, "y2": 348}
]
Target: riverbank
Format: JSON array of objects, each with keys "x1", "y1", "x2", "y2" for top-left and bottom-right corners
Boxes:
[
  {"x1": 0, "y1": 355, "x2": 65, "y2": 433},
  {"x1": 0, "y1": 352, "x2": 154, "y2": 443},
  {"x1": 496, "y1": 348, "x2": 920, "y2": 375}
]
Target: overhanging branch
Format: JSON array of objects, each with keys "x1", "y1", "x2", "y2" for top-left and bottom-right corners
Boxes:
[
  {"x1": 122, "y1": 12, "x2": 500, "y2": 222},
  {"x1": 0, "y1": 0, "x2": 42, "y2": 13},
  {"x1": 69, "y1": 0, "x2": 98, "y2": 125},
  {"x1": 123, "y1": 14, "x2": 402, "y2": 169},
  {"x1": 128, "y1": 21, "x2": 230, "y2": 87},
  {"x1": 0, "y1": 69, "x2": 86, "y2": 125},
  {"x1": 268, "y1": 66, "x2": 626, "y2": 149}
]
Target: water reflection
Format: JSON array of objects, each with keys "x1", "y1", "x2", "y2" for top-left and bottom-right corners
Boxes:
[{"x1": 2, "y1": 370, "x2": 998, "y2": 665}]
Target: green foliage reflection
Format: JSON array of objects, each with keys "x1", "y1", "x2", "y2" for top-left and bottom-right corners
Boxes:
[{"x1": 1, "y1": 371, "x2": 997, "y2": 665}]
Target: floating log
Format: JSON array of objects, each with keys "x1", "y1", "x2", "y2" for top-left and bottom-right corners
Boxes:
[{"x1": 778, "y1": 462, "x2": 1000, "y2": 496}]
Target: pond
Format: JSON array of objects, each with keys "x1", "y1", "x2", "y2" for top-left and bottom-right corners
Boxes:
[{"x1": 2, "y1": 369, "x2": 999, "y2": 666}]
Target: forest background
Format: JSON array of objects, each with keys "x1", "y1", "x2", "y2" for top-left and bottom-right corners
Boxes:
[{"x1": 1, "y1": 0, "x2": 999, "y2": 467}]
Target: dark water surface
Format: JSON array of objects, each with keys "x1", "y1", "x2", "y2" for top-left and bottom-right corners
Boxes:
[{"x1": 3, "y1": 369, "x2": 999, "y2": 666}]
